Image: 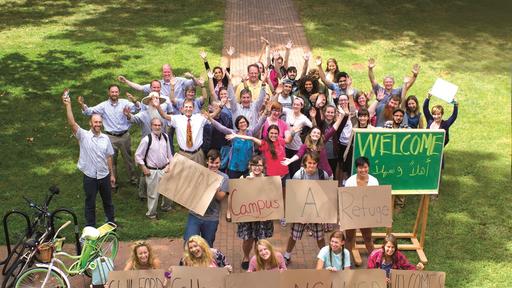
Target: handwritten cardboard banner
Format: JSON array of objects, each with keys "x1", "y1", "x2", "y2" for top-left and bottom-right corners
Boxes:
[
  {"x1": 280, "y1": 269, "x2": 387, "y2": 288},
  {"x1": 391, "y1": 270, "x2": 446, "y2": 288},
  {"x1": 106, "y1": 269, "x2": 166, "y2": 288},
  {"x1": 228, "y1": 176, "x2": 284, "y2": 222},
  {"x1": 168, "y1": 266, "x2": 229, "y2": 288},
  {"x1": 285, "y1": 180, "x2": 338, "y2": 224},
  {"x1": 338, "y1": 185, "x2": 392, "y2": 230},
  {"x1": 157, "y1": 154, "x2": 223, "y2": 216},
  {"x1": 226, "y1": 270, "x2": 280, "y2": 288}
]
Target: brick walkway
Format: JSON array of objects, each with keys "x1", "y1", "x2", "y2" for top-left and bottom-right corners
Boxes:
[
  {"x1": 223, "y1": 0, "x2": 310, "y2": 79},
  {"x1": 216, "y1": 0, "x2": 319, "y2": 273}
]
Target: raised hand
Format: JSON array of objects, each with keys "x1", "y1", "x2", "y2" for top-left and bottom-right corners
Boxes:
[
  {"x1": 260, "y1": 36, "x2": 270, "y2": 45},
  {"x1": 207, "y1": 71, "x2": 214, "y2": 79},
  {"x1": 77, "y1": 95, "x2": 84, "y2": 105},
  {"x1": 201, "y1": 110, "x2": 211, "y2": 120},
  {"x1": 272, "y1": 50, "x2": 281, "y2": 60},
  {"x1": 368, "y1": 58, "x2": 376, "y2": 69},
  {"x1": 376, "y1": 88, "x2": 385, "y2": 101},
  {"x1": 285, "y1": 40, "x2": 293, "y2": 49},
  {"x1": 309, "y1": 107, "x2": 317, "y2": 118},
  {"x1": 199, "y1": 51, "x2": 207, "y2": 60},
  {"x1": 62, "y1": 89, "x2": 71, "y2": 105},
  {"x1": 117, "y1": 75, "x2": 127, "y2": 83},
  {"x1": 274, "y1": 83, "x2": 283, "y2": 95},
  {"x1": 403, "y1": 76, "x2": 411, "y2": 85},
  {"x1": 346, "y1": 75, "x2": 353, "y2": 88},
  {"x1": 123, "y1": 106, "x2": 131, "y2": 116},
  {"x1": 126, "y1": 92, "x2": 137, "y2": 103},
  {"x1": 412, "y1": 63, "x2": 420, "y2": 75},
  {"x1": 226, "y1": 46, "x2": 235, "y2": 56},
  {"x1": 197, "y1": 78, "x2": 205, "y2": 86},
  {"x1": 315, "y1": 57, "x2": 322, "y2": 67},
  {"x1": 303, "y1": 51, "x2": 311, "y2": 61}
]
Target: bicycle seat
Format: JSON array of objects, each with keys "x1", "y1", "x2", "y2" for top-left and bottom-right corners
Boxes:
[{"x1": 81, "y1": 226, "x2": 101, "y2": 240}]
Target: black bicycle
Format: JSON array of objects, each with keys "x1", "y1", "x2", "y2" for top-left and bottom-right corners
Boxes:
[{"x1": 1, "y1": 186, "x2": 79, "y2": 288}]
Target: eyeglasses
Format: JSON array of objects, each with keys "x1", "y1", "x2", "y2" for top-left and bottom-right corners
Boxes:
[{"x1": 271, "y1": 109, "x2": 281, "y2": 113}]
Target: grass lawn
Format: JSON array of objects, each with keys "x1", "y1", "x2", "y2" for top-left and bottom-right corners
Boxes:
[
  {"x1": 293, "y1": 0, "x2": 512, "y2": 286},
  {"x1": 0, "y1": 0, "x2": 224, "y2": 241}
]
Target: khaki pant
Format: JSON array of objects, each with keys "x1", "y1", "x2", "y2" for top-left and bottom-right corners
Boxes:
[
  {"x1": 107, "y1": 132, "x2": 136, "y2": 181},
  {"x1": 145, "y1": 169, "x2": 172, "y2": 216}
]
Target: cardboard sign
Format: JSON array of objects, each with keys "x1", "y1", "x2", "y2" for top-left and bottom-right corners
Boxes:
[
  {"x1": 280, "y1": 269, "x2": 334, "y2": 287},
  {"x1": 168, "y1": 266, "x2": 229, "y2": 288},
  {"x1": 280, "y1": 269, "x2": 386, "y2": 288},
  {"x1": 226, "y1": 270, "x2": 281, "y2": 288},
  {"x1": 391, "y1": 270, "x2": 446, "y2": 288},
  {"x1": 285, "y1": 180, "x2": 338, "y2": 224},
  {"x1": 431, "y1": 78, "x2": 457, "y2": 103},
  {"x1": 338, "y1": 185, "x2": 392, "y2": 230},
  {"x1": 157, "y1": 154, "x2": 223, "y2": 216},
  {"x1": 106, "y1": 269, "x2": 166, "y2": 288},
  {"x1": 228, "y1": 176, "x2": 284, "y2": 222},
  {"x1": 333, "y1": 269, "x2": 387, "y2": 287}
]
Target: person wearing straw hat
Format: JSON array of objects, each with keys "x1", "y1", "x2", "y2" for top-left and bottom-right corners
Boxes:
[{"x1": 124, "y1": 92, "x2": 172, "y2": 212}]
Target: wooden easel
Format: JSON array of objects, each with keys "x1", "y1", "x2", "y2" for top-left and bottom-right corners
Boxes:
[{"x1": 352, "y1": 194, "x2": 430, "y2": 266}]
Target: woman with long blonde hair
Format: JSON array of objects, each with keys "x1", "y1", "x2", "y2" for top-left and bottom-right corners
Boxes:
[
  {"x1": 124, "y1": 240, "x2": 161, "y2": 270},
  {"x1": 180, "y1": 235, "x2": 232, "y2": 272},
  {"x1": 247, "y1": 239, "x2": 286, "y2": 272}
]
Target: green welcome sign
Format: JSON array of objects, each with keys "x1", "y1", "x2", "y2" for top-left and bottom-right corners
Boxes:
[{"x1": 351, "y1": 129, "x2": 445, "y2": 194}]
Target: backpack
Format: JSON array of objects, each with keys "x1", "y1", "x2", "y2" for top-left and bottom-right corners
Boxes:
[{"x1": 144, "y1": 133, "x2": 169, "y2": 166}]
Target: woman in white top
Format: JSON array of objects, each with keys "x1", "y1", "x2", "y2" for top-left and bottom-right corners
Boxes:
[{"x1": 284, "y1": 97, "x2": 312, "y2": 177}]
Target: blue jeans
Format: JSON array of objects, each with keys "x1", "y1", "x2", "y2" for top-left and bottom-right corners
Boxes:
[{"x1": 183, "y1": 213, "x2": 219, "y2": 247}]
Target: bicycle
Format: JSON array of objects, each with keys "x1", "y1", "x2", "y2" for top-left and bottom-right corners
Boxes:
[
  {"x1": 1, "y1": 186, "x2": 80, "y2": 288},
  {"x1": 14, "y1": 221, "x2": 119, "y2": 287}
]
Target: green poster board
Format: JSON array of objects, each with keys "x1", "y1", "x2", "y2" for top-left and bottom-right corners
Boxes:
[{"x1": 351, "y1": 129, "x2": 445, "y2": 194}]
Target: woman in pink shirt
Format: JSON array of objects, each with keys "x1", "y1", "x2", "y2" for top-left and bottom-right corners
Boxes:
[{"x1": 247, "y1": 239, "x2": 287, "y2": 272}]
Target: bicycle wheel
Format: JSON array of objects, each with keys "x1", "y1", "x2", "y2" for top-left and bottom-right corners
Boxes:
[
  {"x1": 97, "y1": 233, "x2": 118, "y2": 261},
  {"x1": 14, "y1": 267, "x2": 68, "y2": 288},
  {"x1": 2, "y1": 259, "x2": 27, "y2": 288}
]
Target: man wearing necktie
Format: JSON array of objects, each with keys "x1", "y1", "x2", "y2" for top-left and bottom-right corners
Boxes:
[{"x1": 154, "y1": 98, "x2": 209, "y2": 165}]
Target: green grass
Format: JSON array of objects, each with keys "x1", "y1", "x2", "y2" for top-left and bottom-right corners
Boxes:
[
  {"x1": 0, "y1": 0, "x2": 224, "y2": 242},
  {"x1": 293, "y1": 0, "x2": 511, "y2": 286}
]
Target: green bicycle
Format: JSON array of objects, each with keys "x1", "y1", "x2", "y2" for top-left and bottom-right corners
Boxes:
[{"x1": 14, "y1": 221, "x2": 119, "y2": 287}]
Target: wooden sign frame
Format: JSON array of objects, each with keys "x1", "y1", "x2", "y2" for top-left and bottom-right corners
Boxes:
[{"x1": 350, "y1": 129, "x2": 443, "y2": 266}]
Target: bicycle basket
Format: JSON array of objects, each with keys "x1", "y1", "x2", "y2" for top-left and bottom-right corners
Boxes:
[{"x1": 37, "y1": 242, "x2": 54, "y2": 263}]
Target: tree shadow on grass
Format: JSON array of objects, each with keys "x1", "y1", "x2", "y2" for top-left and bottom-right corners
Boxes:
[
  {"x1": 45, "y1": 0, "x2": 224, "y2": 51},
  {"x1": 424, "y1": 149, "x2": 511, "y2": 284},
  {"x1": 0, "y1": 0, "x2": 78, "y2": 31},
  {"x1": 296, "y1": 0, "x2": 512, "y2": 74}
]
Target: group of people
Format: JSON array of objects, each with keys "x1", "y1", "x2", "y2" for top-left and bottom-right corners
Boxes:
[{"x1": 62, "y1": 38, "x2": 458, "y2": 283}]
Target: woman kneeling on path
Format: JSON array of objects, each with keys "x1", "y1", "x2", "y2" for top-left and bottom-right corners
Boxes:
[
  {"x1": 124, "y1": 240, "x2": 161, "y2": 270},
  {"x1": 179, "y1": 235, "x2": 233, "y2": 273},
  {"x1": 247, "y1": 239, "x2": 287, "y2": 272}
]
